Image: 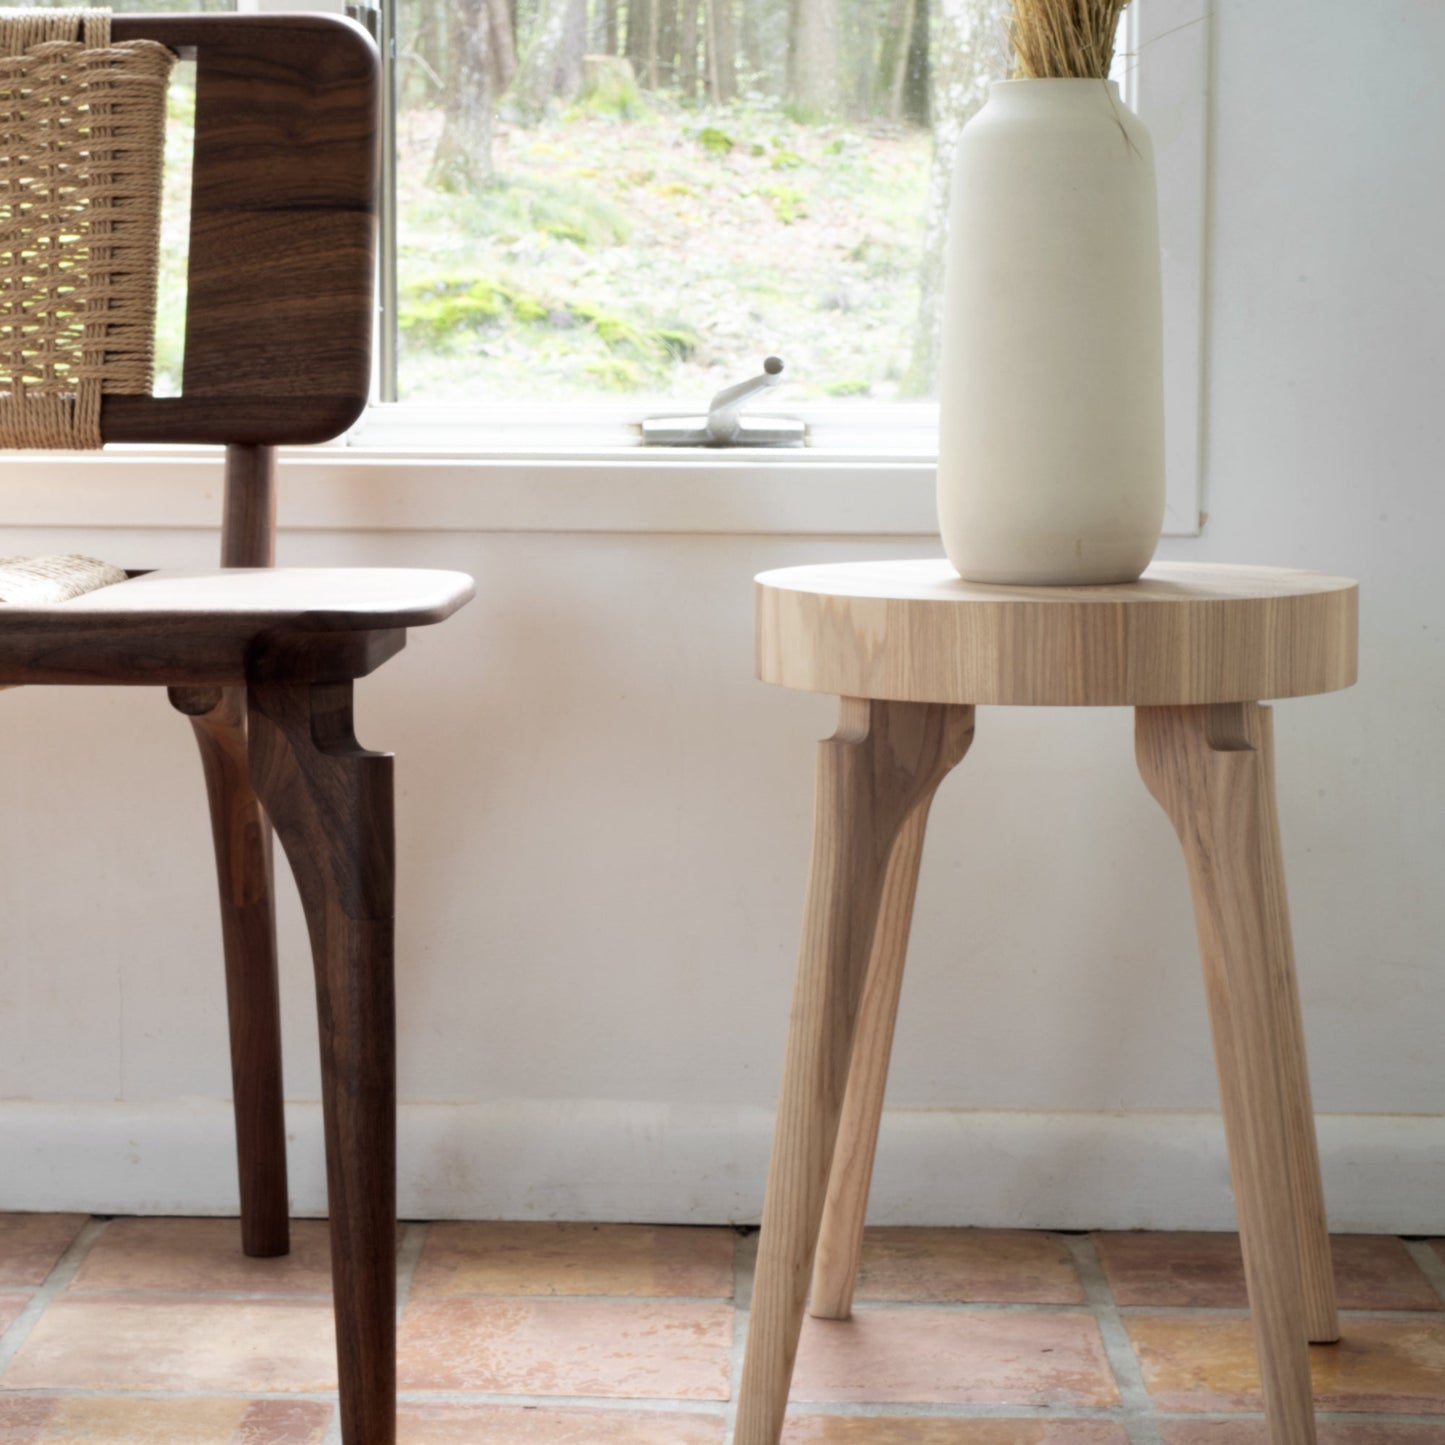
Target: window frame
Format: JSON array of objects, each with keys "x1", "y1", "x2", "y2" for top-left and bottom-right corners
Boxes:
[{"x1": 0, "y1": 0, "x2": 1211, "y2": 540}]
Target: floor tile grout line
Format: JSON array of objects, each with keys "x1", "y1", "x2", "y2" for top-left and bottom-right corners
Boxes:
[
  {"x1": 394, "y1": 1220, "x2": 429, "y2": 1323},
  {"x1": 1404, "y1": 1238, "x2": 1445, "y2": 1307},
  {"x1": 4, "y1": 1380, "x2": 1444, "y2": 1426},
  {"x1": 0, "y1": 1217, "x2": 110, "y2": 1381},
  {"x1": 1113, "y1": 1302, "x2": 1445, "y2": 1322},
  {"x1": 1066, "y1": 1232, "x2": 1164, "y2": 1445},
  {"x1": 724, "y1": 1226, "x2": 755, "y2": 1441}
]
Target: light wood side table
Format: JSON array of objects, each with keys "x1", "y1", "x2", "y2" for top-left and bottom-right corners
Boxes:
[{"x1": 735, "y1": 560, "x2": 1359, "y2": 1445}]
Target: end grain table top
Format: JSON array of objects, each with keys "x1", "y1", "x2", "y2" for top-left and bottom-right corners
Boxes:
[{"x1": 755, "y1": 560, "x2": 1358, "y2": 707}]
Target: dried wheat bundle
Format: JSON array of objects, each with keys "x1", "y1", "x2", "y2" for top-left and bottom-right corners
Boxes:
[{"x1": 1009, "y1": 0, "x2": 1130, "y2": 79}]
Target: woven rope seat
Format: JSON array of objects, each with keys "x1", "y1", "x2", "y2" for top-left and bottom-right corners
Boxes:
[
  {"x1": 0, "y1": 552, "x2": 125, "y2": 602},
  {"x1": 0, "y1": 7, "x2": 173, "y2": 450}
]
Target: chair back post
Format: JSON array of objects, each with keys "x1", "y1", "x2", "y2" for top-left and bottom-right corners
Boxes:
[{"x1": 222, "y1": 444, "x2": 277, "y2": 568}]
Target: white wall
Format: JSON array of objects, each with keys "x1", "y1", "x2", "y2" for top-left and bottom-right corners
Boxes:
[{"x1": 2, "y1": 0, "x2": 1442, "y2": 1230}]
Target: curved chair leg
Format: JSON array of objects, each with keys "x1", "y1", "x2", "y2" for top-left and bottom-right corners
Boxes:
[
  {"x1": 735, "y1": 699, "x2": 974, "y2": 1445},
  {"x1": 809, "y1": 801, "x2": 934, "y2": 1320},
  {"x1": 171, "y1": 685, "x2": 288, "y2": 1258},
  {"x1": 1137, "y1": 702, "x2": 1326, "y2": 1445},
  {"x1": 248, "y1": 681, "x2": 396, "y2": 1445}
]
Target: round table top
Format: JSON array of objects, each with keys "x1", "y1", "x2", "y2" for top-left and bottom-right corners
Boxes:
[{"x1": 755, "y1": 560, "x2": 1358, "y2": 707}]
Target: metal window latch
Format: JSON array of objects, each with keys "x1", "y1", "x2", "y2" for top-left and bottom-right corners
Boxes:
[{"x1": 641, "y1": 356, "x2": 805, "y2": 448}]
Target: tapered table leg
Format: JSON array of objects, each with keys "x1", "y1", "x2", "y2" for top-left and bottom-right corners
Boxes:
[
  {"x1": 809, "y1": 800, "x2": 935, "y2": 1320},
  {"x1": 735, "y1": 699, "x2": 973, "y2": 1445},
  {"x1": 249, "y1": 681, "x2": 396, "y2": 1445},
  {"x1": 173, "y1": 685, "x2": 289, "y2": 1259},
  {"x1": 1137, "y1": 702, "x2": 1327, "y2": 1445},
  {"x1": 1255, "y1": 707, "x2": 1339, "y2": 1343}
]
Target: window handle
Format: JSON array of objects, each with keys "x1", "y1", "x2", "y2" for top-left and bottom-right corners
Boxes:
[{"x1": 642, "y1": 356, "x2": 805, "y2": 447}]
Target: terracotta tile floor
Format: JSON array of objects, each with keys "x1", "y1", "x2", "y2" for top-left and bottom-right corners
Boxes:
[{"x1": 1, "y1": 1217, "x2": 1443, "y2": 1443}]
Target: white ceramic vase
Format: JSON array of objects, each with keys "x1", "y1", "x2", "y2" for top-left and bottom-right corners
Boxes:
[{"x1": 936, "y1": 78, "x2": 1165, "y2": 585}]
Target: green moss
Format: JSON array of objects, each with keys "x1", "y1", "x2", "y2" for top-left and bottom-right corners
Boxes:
[
  {"x1": 759, "y1": 183, "x2": 807, "y2": 224},
  {"x1": 584, "y1": 357, "x2": 642, "y2": 390},
  {"x1": 695, "y1": 125, "x2": 734, "y2": 154},
  {"x1": 472, "y1": 174, "x2": 632, "y2": 248},
  {"x1": 574, "y1": 58, "x2": 648, "y2": 119},
  {"x1": 399, "y1": 278, "x2": 513, "y2": 342}
]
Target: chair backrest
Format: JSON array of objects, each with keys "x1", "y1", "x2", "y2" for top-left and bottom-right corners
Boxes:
[{"x1": 99, "y1": 14, "x2": 378, "y2": 448}]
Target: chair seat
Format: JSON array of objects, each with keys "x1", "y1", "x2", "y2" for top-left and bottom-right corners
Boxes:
[{"x1": 0, "y1": 567, "x2": 474, "y2": 687}]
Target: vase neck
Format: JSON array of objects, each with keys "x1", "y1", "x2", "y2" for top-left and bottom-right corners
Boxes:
[{"x1": 986, "y1": 77, "x2": 1122, "y2": 112}]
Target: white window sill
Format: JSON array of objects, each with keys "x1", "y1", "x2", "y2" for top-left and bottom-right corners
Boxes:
[{"x1": 0, "y1": 444, "x2": 1201, "y2": 539}]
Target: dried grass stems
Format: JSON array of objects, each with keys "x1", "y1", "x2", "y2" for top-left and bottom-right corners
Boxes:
[{"x1": 1008, "y1": 0, "x2": 1131, "y2": 79}]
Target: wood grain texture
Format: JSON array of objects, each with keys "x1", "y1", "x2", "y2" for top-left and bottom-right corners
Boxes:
[
  {"x1": 221, "y1": 445, "x2": 277, "y2": 568},
  {"x1": 248, "y1": 680, "x2": 396, "y2": 1445},
  {"x1": 808, "y1": 794, "x2": 946, "y2": 1321},
  {"x1": 2, "y1": 569, "x2": 474, "y2": 626},
  {"x1": 734, "y1": 699, "x2": 974, "y2": 1445},
  {"x1": 1136, "y1": 702, "x2": 1323, "y2": 1445},
  {"x1": 756, "y1": 560, "x2": 1358, "y2": 706},
  {"x1": 0, "y1": 571, "x2": 471, "y2": 687},
  {"x1": 101, "y1": 16, "x2": 377, "y2": 445},
  {"x1": 1251, "y1": 705, "x2": 1339, "y2": 1345},
  {"x1": 173, "y1": 684, "x2": 289, "y2": 1258}
]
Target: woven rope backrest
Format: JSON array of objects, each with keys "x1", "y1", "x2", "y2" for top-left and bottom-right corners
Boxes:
[{"x1": 0, "y1": 8, "x2": 173, "y2": 449}]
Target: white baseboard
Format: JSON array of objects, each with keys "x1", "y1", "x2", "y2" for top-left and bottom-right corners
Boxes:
[{"x1": 1, "y1": 1101, "x2": 1440, "y2": 1234}]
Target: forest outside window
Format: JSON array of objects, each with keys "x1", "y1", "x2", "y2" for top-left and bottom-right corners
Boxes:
[
  {"x1": 389, "y1": 0, "x2": 1047, "y2": 420},
  {"x1": 7, "y1": 0, "x2": 1205, "y2": 535}
]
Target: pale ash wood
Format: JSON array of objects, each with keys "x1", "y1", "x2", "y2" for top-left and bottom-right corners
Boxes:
[
  {"x1": 743, "y1": 563, "x2": 1355, "y2": 1445},
  {"x1": 809, "y1": 800, "x2": 936, "y2": 1320},
  {"x1": 757, "y1": 560, "x2": 1357, "y2": 707},
  {"x1": 1136, "y1": 702, "x2": 1323, "y2": 1445},
  {"x1": 734, "y1": 699, "x2": 973, "y2": 1445},
  {"x1": 1255, "y1": 704, "x2": 1340, "y2": 1345},
  {"x1": 249, "y1": 680, "x2": 396, "y2": 1445}
]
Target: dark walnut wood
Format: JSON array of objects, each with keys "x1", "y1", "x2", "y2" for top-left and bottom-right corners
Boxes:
[
  {"x1": 103, "y1": 16, "x2": 378, "y2": 446},
  {"x1": 222, "y1": 445, "x2": 278, "y2": 568},
  {"x1": 248, "y1": 681, "x2": 397, "y2": 1445},
  {"x1": 0, "y1": 18, "x2": 473, "y2": 1444},
  {"x1": 171, "y1": 683, "x2": 290, "y2": 1258},
  {"x1": 0, "y1": 570, "x2": 472, "y2": 687}
]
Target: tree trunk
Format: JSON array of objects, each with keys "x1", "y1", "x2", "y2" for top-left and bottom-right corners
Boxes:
[
  {"x1": 902, "y1": 0, "x2": 930, "y2": 125},
  {"x1": 429, "y1": 0, "x2": 494, "y2": 192},
  {"x1": 788, "y1": 0, "x2": 842, "y2": 117},
  {"x1": 739, "y1": 0, "x2": 784, "y2": 100},
  {"x1": 557, "y1": 0, "x2": 588, "y2": 94},
  {"x1": 678, "y1": 0, "x2": 699, "y2": 97},
  {"x1": 704, "y1": 0, "x2": 736, "y2": 101},
  {"x1": 512, "y1": 0, "x2": 586, "y2": 119},
  {"x1": 626, "y1": 0, "x2": 656, "y2": 84},
  {"x1": 487, "y1": 0, "x2": 518, "y2": 92},
  {"x1": 902, "y1": 0, "x2": 1009, "y2": 394},
  {"x1": 876, "y1": 0, "x2": 912, "y2": 119},
  {"x1": 656, "y1": 0, "x2": 679, "y2": 85}
]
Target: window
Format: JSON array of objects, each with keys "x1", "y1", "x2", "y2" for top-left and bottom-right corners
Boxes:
[{"x1": 2, "y1": 0, "x2": 1209, "y2": 538}]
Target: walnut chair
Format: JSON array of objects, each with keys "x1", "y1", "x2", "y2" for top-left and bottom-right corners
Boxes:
[{"x1": 0, "y1": 14, "x2": 472, "y2": 1444}]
